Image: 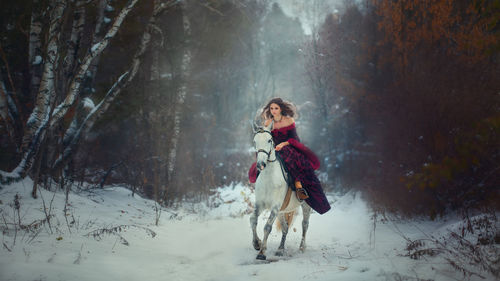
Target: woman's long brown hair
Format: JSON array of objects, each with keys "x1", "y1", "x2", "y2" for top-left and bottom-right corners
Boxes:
[{"x1": 260, "y1": 97, "x2": 297, "y2": 121}]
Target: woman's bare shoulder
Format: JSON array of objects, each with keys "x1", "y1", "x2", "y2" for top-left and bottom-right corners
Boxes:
[
  {"x1": 263, "y1": 119, "x2": 272, "y2": 126},
  {"x1": 284, "y1": 116, "x2": 295, "y2": 126}
]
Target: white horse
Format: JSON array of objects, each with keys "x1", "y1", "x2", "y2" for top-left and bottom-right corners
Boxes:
[{"x1": 250, "y1": 121, "x2": 312, "y2": 260}]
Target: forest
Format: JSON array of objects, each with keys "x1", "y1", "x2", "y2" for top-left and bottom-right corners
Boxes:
[{"x1": 0, "y1": 0, "x2": 498, "y2": 217}]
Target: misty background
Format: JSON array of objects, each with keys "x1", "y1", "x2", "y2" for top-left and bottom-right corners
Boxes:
[{"x1": 0, "y1": 0, "x2": 498, "y2": 217}]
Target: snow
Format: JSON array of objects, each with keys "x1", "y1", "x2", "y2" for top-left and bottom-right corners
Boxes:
[
  {"x1": 83, "y1": 97, "x2": 95, "y2": 110},
  {"x1": 160, "y1": 73, "x2": 172, "y2": 79},
  {"x1": 1, "y1": 108, "x2": 52, "y2": 180},
  {"x1": 91, "y1": 43, "x2": 100, "y2": 53},
  {"x1": 1, "y1": 81, "x2": 19, "y2": 118},
  {"x1": 63, "y1": 119, "x2": 78, "y2": 144},
  {"x1": 32, "y1": 55, "x2": 42, "y2": 65},
  {"x1": 0, "y1": 157, "x2": 26, "y2": 179},
  {"x1": 0, "y1": 179, "x2": 497, "y2": 281}
]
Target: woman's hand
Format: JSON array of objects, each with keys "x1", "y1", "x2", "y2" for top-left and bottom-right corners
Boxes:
[{"x1": 275, "y1": 141, "x2": 289, "y2": 151}]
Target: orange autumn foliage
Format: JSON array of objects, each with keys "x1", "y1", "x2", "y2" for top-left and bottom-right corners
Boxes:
[
  {"x1": 315, "y1": 1, "x2": 499, "y2": 216},
  {"x1": 373, "y1": 0, "x2": 499, "y2": 70}
]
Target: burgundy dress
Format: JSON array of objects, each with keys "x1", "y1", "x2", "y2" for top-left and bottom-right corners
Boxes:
[{"x1": 249, "y1": 123, "x2": 331, "y2": 214}]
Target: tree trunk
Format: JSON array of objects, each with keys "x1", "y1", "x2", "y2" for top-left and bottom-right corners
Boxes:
[
  {"x1": 0, "y1": 0, "x2": 139, "y2": 184},
  {"x1": 28, "y1": 0, "x2": 44, "y2": 101},
  {"x1": 51, "y1": 0, "x2": 171, "y2": 174},
  {"x1": 21, "y1": 0, "x2": 66, "y2": 154},
  {"x1": 63, "y1": 0, "x2": 86, "y2": 92},
  {"x1": 150, "y1": 4, "x2": 161, "y2": 201},
  {"x1": 167, "y1": 3, "x2": 192, "y2": 183},
  {"x1": 0, "y1": 73, "x2": 17, "y2": 145},
  {"x1": 31, "y1": 135, "x2": 49, "y2": 198},
  {"x1": 50, "y1": 0, "x2": 138, "y2": 128},
  {"x1": 83, "y1": 0, "x2": 107, "y2": 96},
  {"x1": 0, "y1": 0, "x2": 66, "y2": 184}
]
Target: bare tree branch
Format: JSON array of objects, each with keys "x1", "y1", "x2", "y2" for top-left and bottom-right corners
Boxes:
[
  {"x1": 53, "y1": 0, "x2": 173, "y2": 172},
  {"x1": 49, "y1": 0, "x2": 139, "y2": 128},
  {"x1": 0, "y1": 0, "x2": 139, "y2": 184}
]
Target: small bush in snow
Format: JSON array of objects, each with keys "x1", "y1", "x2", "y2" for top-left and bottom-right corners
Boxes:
[
  {"x1": 85, "y1": 224, "x2": 156, "y2": 246},
  {"x1": 405, "y1": 213, "x2": 499, "y2": 279}
]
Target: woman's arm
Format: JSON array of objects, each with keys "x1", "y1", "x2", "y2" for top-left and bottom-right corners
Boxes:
[{"x1": 275, "y1": 141, "x2": 289, "y2": 151}]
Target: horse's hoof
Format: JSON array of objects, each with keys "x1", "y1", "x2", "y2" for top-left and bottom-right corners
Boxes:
[
  {"x1": 275, "y1": 249, "x2": 284, "y2": 256},
  {"x1": 256, "y1": 254, "x2": 266, "y2": 260},
  {"x1": 299, "y1": 241, "x2": 306, "y2": 252}
]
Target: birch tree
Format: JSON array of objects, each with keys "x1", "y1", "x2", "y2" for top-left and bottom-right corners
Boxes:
[
  {"x1": 62, "y1": 0, "x2": 86, "y2": 93},
  {"x1": 81, "y1": 0, "x2": 109, "y2": 96},
  {"x1": 167, "y1": 1, "x2": 192, "y2": 184},
  {"x1": 0, "y1": 0, "x2": 140, "y2": 186},
  {"x1": 21, "y1": 0, "x2": 66, "y2": 153},
  {"x1": 147, "y1": 0, "x2": 165, "y2": 201},
  {"x1": 28, "y1": 0, "x2": 44, "y2": 102},
  {"x1": 52, "y1": 0, "x2": 175, "y2": 175}
]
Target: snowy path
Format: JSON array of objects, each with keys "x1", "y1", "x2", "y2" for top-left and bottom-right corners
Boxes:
[{"x1": 0, "y1": 180, "x2": 491, "y2": 281}]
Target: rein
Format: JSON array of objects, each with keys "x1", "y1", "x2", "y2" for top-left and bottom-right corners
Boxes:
[{"x1": 254, "y1": 128, "x2": 292, "y2": 188}]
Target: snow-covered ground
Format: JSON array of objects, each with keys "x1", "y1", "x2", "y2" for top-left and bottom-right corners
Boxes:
[{"x1": 0, "y1": 179, "x2": 497, "y2": 281}]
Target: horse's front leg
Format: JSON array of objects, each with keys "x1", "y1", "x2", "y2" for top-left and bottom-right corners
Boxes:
[
  {"x1": 256, "y1": 207, "x2": 279, "y2": 260},
  {"x1": 250, "y1": 205, "x2": 262, "y2": 250},
  {"x1": 299, "y1": 204, "x2": 312, "y2": 252},
  {"x1": 275, "y1": 212, "x2": 291, "y2": 256}
]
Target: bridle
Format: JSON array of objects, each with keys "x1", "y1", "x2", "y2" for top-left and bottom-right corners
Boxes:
[
  {"x1": 254, "y1": 127, "x2": 291, "y2": 187},
  {"x1": 254, "y1": 129, "x2": 277, "y2": 163}
]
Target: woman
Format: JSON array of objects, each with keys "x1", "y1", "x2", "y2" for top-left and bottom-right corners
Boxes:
[{"x1": 249, "y1": 97, "x2": 331, "y2": 214}]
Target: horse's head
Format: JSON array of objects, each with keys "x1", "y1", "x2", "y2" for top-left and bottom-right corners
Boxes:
[{"x1": 252, "y1": 121, "x2": 274, "y2": 171}]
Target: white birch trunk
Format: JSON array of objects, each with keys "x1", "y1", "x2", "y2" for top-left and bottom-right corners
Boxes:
[
  {"x1": 167, "y1": 4, "x2": 192, "y2": 182},
  {"x1": 0, "y1": 0, "x2": 139, "y2": 184},
  {"x1": 63, "y1": 1, "x2": 86, "y2": 84},
  {"x1": 50, "y1": 1, "x2": 87, "y2": 174},
  {"x1": 22, "y1": 0, "x2": 66, "y2": 153},
  {"x1": 29, "y1": 0, "x2": 44, "y2": 97},
  {"x1": 50, "y1": 0, "x2": 139, "y2": 128},
  {"x1": 0, "y1": 105, "x2": 50, "y2": 183},
  {"x1": 52, "y1": 71, "x2": 130, "y2": 171},
  {"x1": 57, "y1": 0, "x2": 86, "y2": 164},
  {"x1": 53, "y1": 0, "x2": 171, "y2": 171},
  {"x1": 85, "y1": 0, "x2": 108, "y2": 89},
  {"x1": 93, "y1": 0, "x2": 107, "y2": 42}
]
